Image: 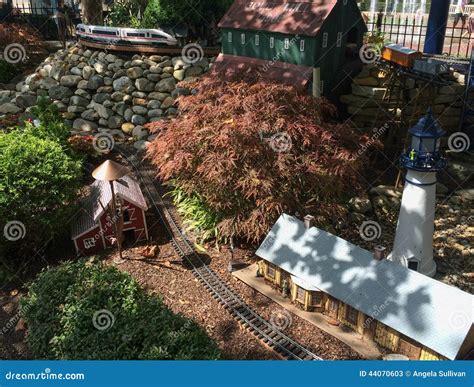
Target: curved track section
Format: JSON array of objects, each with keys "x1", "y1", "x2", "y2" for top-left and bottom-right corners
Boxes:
[{"x1": 120, "y1": 149, "x2": 323, "y2": 361}]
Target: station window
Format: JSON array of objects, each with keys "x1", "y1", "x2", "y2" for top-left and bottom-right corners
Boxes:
[
  {"x1": 270, "y1": 37, "x2": 275, "y2": 49},
  {"x1": 408, "y1": 260, "x2": 419, "y2": 271},
  {"x1": 227, "y1": 32, "x2": 232, "y2": 43},
  {"x1": 322, "y1": 32, "x2": 328, "y2": 48},
  {"x1": 284, "y1": 38, "x2": 290, "y2": 49},
  {"x1": 266, "y1": 264, "x2": 275, "y2": 279},
  {"x1": 241, "y1": 33, "x2": 246, "y2": 44},
  {"x1": 346, "y1": 305, "x2": 359, "y2": 325},
  {"x1": 296, "y1": 286, "x2": 305, "y2": 303},
  {"x1": 255, "y1": 34, "x2": 260, "y2": 46},
  {"x1": 300, "y1": 39, "x2": 305, "y2": 52},
  {"x1": 84, "y1": 238, "x2": 96, "y2": 249},
  {"x1": 311, "y1": 291, "x2": 323, "y2": 306},
  {"x1": 336, "y1": 31, "x2": 342, "y2": 47}
]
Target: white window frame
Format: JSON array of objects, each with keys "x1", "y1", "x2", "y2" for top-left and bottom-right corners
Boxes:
[
  {"x1": 270, "y1": 37, "x2": 275, "y2": 49},
  {"x1": 227, "y1": 31, "x2": 232, "y2": 43},
  {"x1": 300, "y1": 39, "x2": 305, "y2": 52},
  {"x1": 284, "y1": 38, "x2": 290, "y2": 49},
  {"x1": 322, "y1": 32, "x2": 328, "y2": 48},
  {"x1": 241, "y1": 33, "x2": 246, "y2": 44},
  {"x1": 255, "y1": 34, "x2": 260, "y2": 46},
  {"x1": 84, "y1": 238, "x2": 96, "y2": 249},
  {"x1": 336, "y1": 31, "x2": 342, "y2": 47}
]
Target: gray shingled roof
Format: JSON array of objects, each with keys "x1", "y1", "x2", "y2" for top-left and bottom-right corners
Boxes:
[
  {"x1": 256, "y1": 214, "x2": 474, "y2": 360},
  {"x1": 72, "y1": 175, "x2": 148, "y2": 239}
]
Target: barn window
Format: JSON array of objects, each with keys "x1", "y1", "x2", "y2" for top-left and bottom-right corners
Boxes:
[
  {"x1": 227, "y1": 32, "x2": 232, "y2": 43},
  {"x1": 284, "y1": 38, "x2": 290, "y2": 49},
  {"x1": 123, "y1": 208, "x2": 130, "y2": 222},
  {"x1": 296, "y1": 286, "x2": 305, "y2": 302},
  {"x1": 311, "y1": 291, "x2": 323, "y2": 306},
  {"x1": 336, "y1": 31, "x2": 342, "y2": 47},
  {"x1": 408, "y1": 260, "x2": 419, "y2": 271},
  {"x1": 270, "y1": 37, "x2": 275, "y2": 48},
  {"x1": 241, "y1": 33, "x2": 246, "y2": 44},
  {"x1": 300, "y1": 39, "x2": 305, "y2": 52},
  {"x1": 346, "y1": 305, "x2": 359, "y2": 325},
  {"x1": 255, "y1": 34, "x2": 260, "y2": 46},
  {"x1": 322, "y1": 32, "x2": 328, "y2": 48},
  {"x1": 84, "y1": 238, "x2": 96, "y2": 249},
  {"x1": 266, "y1": 264, "x2": 275, "y2": 279}
]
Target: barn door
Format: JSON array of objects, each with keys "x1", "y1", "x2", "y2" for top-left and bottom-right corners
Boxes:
[{"x1": 325, "y1": 297, "x2": 339, "y2": 319}]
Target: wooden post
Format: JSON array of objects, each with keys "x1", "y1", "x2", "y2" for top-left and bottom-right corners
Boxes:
[
  {"x1": 109, "y1": 180, "x2": 123, "y2": 261},
  {"x1": 313, "y1": 67, "x2": 321, "y2": 98}
]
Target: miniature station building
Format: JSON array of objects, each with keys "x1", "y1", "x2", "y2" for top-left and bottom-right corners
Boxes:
[
  {"x1": 71, "y1": 175, "x2": 149, "y2": 255},
  {"x1": 255, "y1": 213, "x2": 474, "y2": 360},
  {"x1": 216, "y1": 0, "x2": 367, "y2": 93}
]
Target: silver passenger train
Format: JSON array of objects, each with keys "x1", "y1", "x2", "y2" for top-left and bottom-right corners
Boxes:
[{"x1": 76, "y1": 24, "x2": 179, "y2": 47}]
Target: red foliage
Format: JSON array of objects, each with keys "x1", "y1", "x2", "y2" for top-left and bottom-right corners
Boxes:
[
  {"x1": 146, "y1": 77, "x2": 374, "y2": 243},
  {"x1": 0, "y1": 22, "x2": 48, "y2": 63}
]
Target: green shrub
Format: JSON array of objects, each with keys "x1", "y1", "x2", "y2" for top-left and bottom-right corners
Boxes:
[
  {"x1": 0, "y1": 60, "x2": 18, "y2": 83},
  {"x1": 29, "y1": 97, "x2": 70, "y2": 145},
  {"x1": 21, "y1": 259, "x2": 220, "y2": 360},
  {"x1": 0, "y1": 129, "x2": 82, "y2": 260}
]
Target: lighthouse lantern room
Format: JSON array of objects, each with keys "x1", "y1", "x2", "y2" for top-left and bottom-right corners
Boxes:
[{"x1": 388, "y1": 109, "x2": 447, "y2": 277}]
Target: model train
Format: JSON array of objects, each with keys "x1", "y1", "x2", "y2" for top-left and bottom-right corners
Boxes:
[{"x1": 76, "y1": 24, "x2": 179, "y2": 47}]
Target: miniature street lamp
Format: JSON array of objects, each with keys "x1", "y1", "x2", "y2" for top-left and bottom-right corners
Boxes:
[
  {"x1": 388, "y1": 109, "x2": 447, "y2": 277},
  {"x1": 92, "y1": 160, "x2": 129, "y2": 263}
]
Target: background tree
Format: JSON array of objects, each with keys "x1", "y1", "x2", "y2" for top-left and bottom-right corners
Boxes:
[{"x1": 81, "y1": 0, "x2": 104, "y2": 25}]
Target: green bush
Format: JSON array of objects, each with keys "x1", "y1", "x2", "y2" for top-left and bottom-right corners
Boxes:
[
  {"x1": 21, "y1": 259, "x2": 220, "y2": 360},
  {"x1": 0, "y1": 60, "x2": 18, "y2": 83},
  {"x1": 0, "y1": 129, "x2": 82, "y2": 260},
  {"x1": 29, "y1": 97, "x2": 71, "y2": 145}
]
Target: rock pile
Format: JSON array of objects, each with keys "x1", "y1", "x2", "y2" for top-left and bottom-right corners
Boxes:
[
  {"x1": 341, "y1": 64, "x2": 466, "y2": 134},
  {"x1": 0, "y1": 43, "x2": 212, "y2": 150}
]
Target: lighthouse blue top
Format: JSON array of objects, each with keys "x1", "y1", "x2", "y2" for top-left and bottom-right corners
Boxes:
[{"x1": 400, "y1": 109, "x2": 447, "y2": 172}]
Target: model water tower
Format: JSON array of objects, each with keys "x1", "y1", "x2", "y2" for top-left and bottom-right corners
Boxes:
[{"x1": 388, "y1": 110, "x2": 447, "y2": 277}]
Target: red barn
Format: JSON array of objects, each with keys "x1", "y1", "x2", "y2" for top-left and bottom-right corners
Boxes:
[{"x1": 72, "y1": 175, "x2": 149, "y2": 255}]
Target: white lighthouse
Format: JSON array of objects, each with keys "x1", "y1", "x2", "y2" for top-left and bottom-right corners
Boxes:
[{"x1": 388, "y1": 110, "x2": 447, "y2": 277}]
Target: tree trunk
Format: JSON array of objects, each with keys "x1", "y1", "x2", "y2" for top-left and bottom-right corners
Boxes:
[{"x1": 81, "y1": 0, "x2": 104, "y2": 25}]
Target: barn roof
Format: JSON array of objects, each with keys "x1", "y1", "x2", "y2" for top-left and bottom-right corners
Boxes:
[
  {"x1": 256, "y1": 214, "x2": 474, "y2": 360},
  {"x1": 218, "y1": 0, "x2": 338, "y2": 36},
  {"x1": 71, "y1": 175, "x2": 148, "y2": 239},
  {"x1": 210, "y1": 53, "x2": 313, "y2": 91}
]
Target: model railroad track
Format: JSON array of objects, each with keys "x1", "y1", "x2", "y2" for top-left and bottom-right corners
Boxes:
[
  {"x1": 119, "y1": 149, "x2": 322, "y2": 361},
  {"x1": 78, "y1": 39, "x2": 221, "y2": 56}
]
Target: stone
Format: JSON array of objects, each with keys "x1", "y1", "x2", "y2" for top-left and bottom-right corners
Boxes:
[
  {"x1": 127, "y1": 67, "x2": 144, "y2": 79},
  {"x1": 93, "y1": 93, "x2": 111, "y2": 104},
  {"x1": 50, "y1": 62, "x2": 67, "y2": 80},
  {"x1": 114, "y1": 102, "x2": 127, "y2": 116},
  {"x1": 16, "y1": 94, "x2": 37, "y2": 108},
  {"x1": 49, "y1": 85, "x2": 73, "y2": 99},
  {"x1": 160, "y1": 96, "x2": 175, "y2": 109},
  {"x1": 147, "y1": 100, "x2": 161, "y2": 109},
  {"x1": 87, "y1": 75, "x2": 104, "y2": 90},
  {"x1": 67, "y1": 105, "x2": 86, "y2": 114},
  {"x1": 111, "y1": 91, "x2": 125, "y2": 102},
  {"x1": 132, "y1": 125, "x2": 148, "y2": 140},
  {"x1": 94, "y1": 62, "x2": 106, "y2": 74},
  {"x1": 0, "y1": 103, "x2": 21, "y2": 114},
  {"x1": 92, "y1": 102, "x2": 113, "y2": 119},
  {"x1": 97, "y1": 86, "x2": 114, "y2": 94},
  {"x1": 135, "y1": 78, "x2": 154, "y2": 92},
  {"x1": 82, "y1": 65, "x2": 94, "y2": 80},
  {"x1": 149, "y1": 65, "x2": 163, "y2": 74},
  {"x1": 123, "y1": 108, "x2": 133, "y2": 121},
  {"x1": 40, "y1": 77, "x2": 59, "y2": 90},
  {"x1": 113, "y1": 76, "x2": 133, "y2": 92},
  {"x1": 103, "y1": 100, "x2": 114, "y2": 108},
  {"x1": 81, "y1": 109, "x2": 99, "y2": 121},
  {"x1": 132, "y1": 105, "x2": 148, "y2": 115},
  {"x1": 69, "y1": 95, "x2": 89, "y2": 107},
  {"x1": 70, "y1": 67, "x2": 82, "y2": 76},
  {"x1": 148, "y1": 109, "x2": 163, "y2": 118},
  {"x1": 438, "y1": 84, "x2": 465, "y2": 95},
  {"x1": 77, "y1": 79, "x2": 89, "y2": 89},
  {"x1": 370, "y1": 185, "x2": 402, "y2": 198},
  {"x1": 352, "y1": 84, "x2": 386, "y2": 99},
  {"x1": 166, "y1": 107, "x2": 177, "y2": 116},
  {"x1": 133, "y1": 140, "x2": 150, "y2": 151},
  {"x1": 436, "y1": 182, "x2": 449, "y2": 195},
  {"x1": 121, "y1": 122, "x2": 135, "y2": 134},
  {"x1": 75, "y1": 89, "x2": 91, "y2": 99},
  {"x1": 105, "y1": 54, "x2": 117, "y2": 63},
  {"x1": 173, "y1": 69, "x2": 185, "y2": 81},
  {"x1": 72, "y1": 118, "x2": 97, "y2": 132},
  {"x1": 131, "y1": 114, "x2": 147, "y2": 125},
  {"x1": 147, "y1": 74, "x2": 160, "y2": 82},
  {"x1": 455, "y1": 189, "x2": 474, "y2": 201},
  {"x1": 172, "y1": 57, "x2": 187, "y2": 67},
  {"x1": 353, "y1": 77, "x2": 379, "y2": 87},
  {"x1": 349, "y1": 197, "x2": 372, "y2": 214},
  {"x1": 185, "y1": 66, "x2": 204, "y2": 77},
  {"x1": 108, "y1": 115, "x2": 125, "y2": 129},
  {"x1": 103, "y1": 77, "x2": 113, "y2": 86},
  {"x1": 149, "y1": 55, "x2": 162, "y2": 62}
]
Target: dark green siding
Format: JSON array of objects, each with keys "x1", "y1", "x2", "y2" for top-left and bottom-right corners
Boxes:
[{"x1": 221, "y1": 29, "x2": 316, "y2": 67}]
